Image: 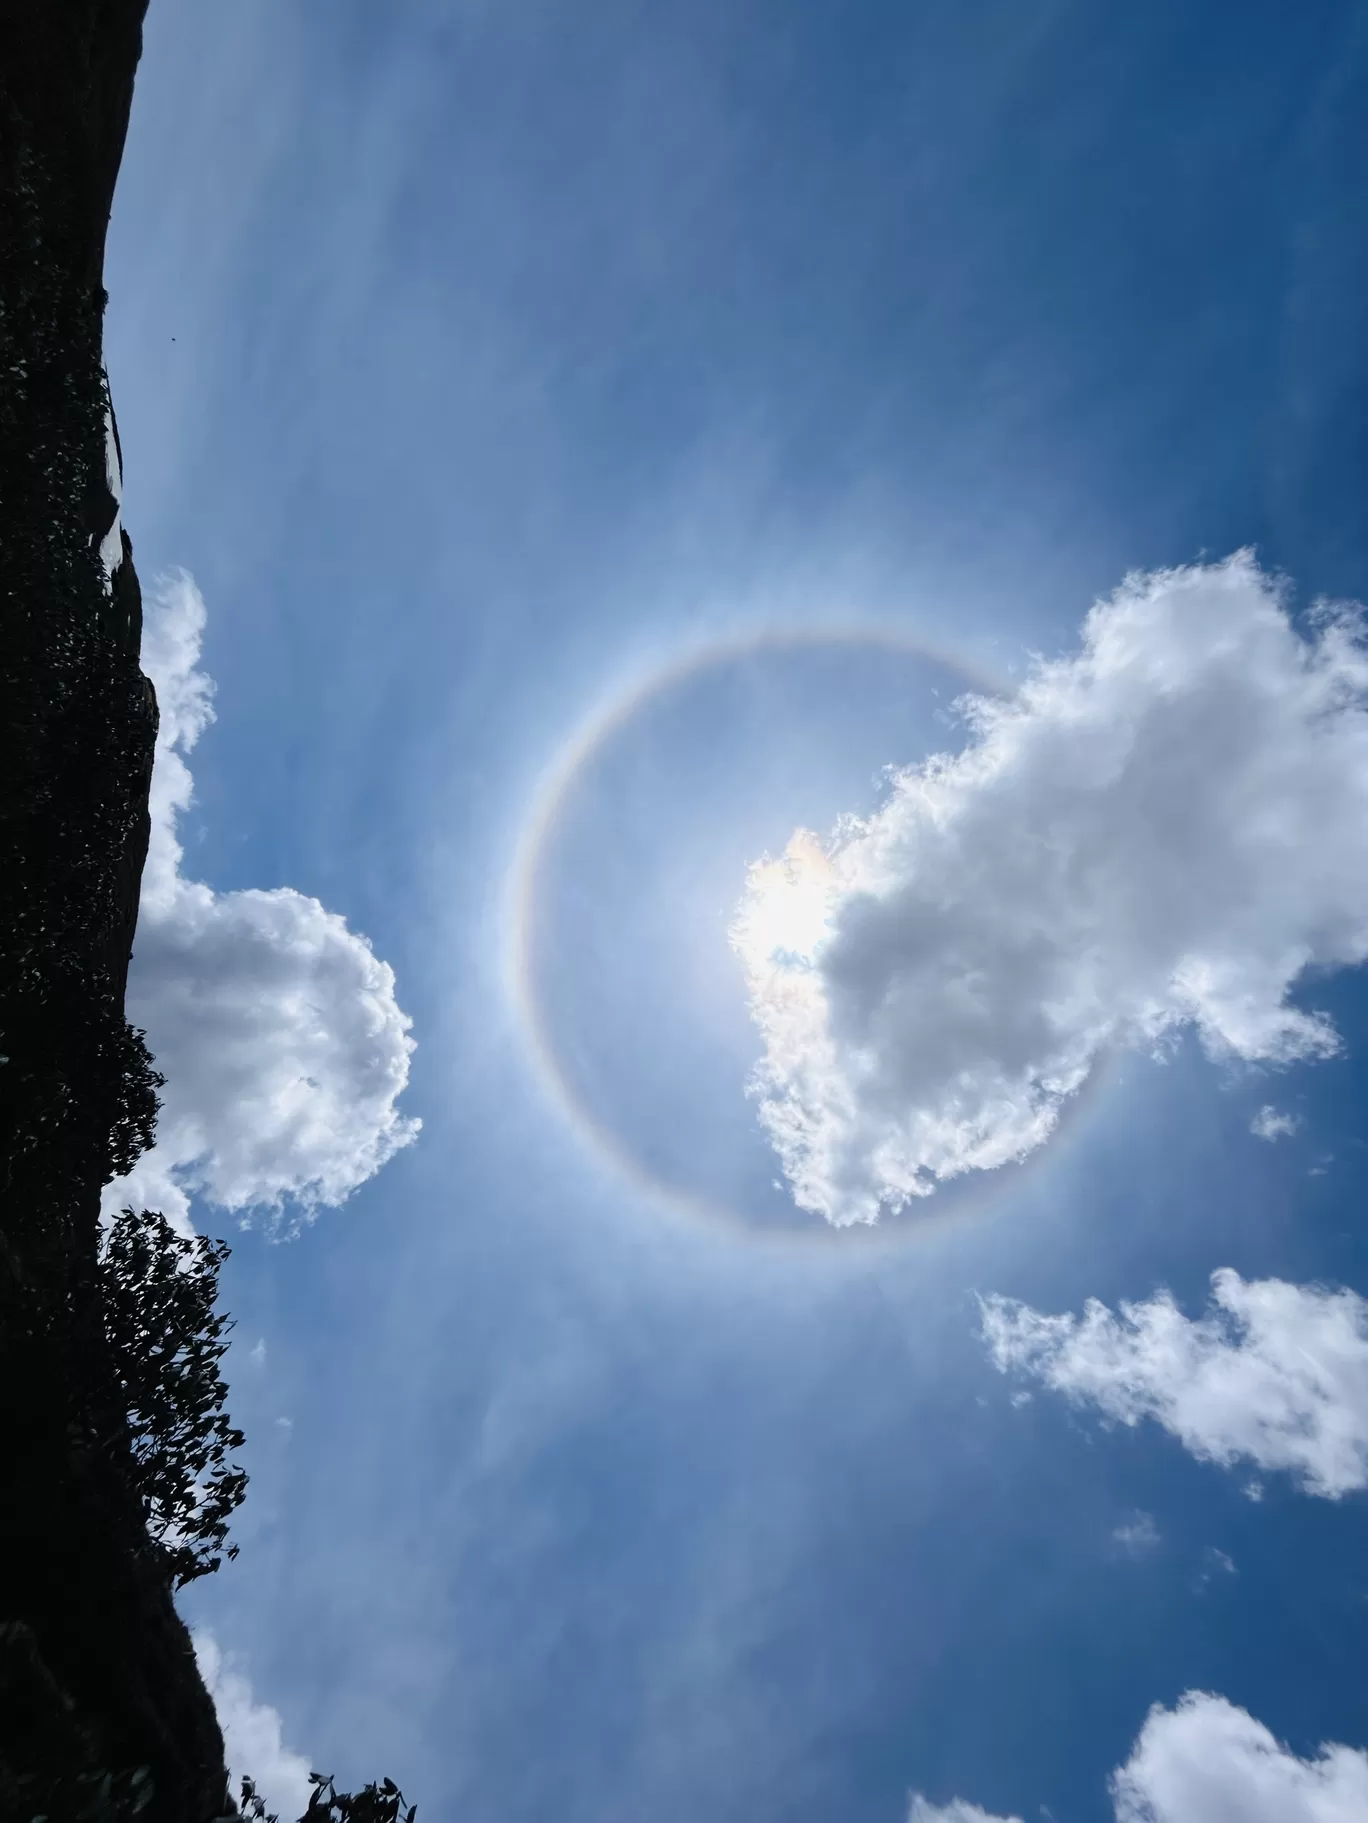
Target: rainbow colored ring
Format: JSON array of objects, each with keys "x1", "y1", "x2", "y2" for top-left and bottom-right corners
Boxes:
[{"x1": 505, "y1": 624, "x2": 1111, "y2": 1249}]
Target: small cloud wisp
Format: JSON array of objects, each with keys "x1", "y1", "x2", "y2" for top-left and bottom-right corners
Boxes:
[{"x1": 1251, "y1": 1104, "x2": 1302, "y2": 1142}]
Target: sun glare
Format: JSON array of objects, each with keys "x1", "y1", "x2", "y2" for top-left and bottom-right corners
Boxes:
[{"x1": 731, "y1": 829, "x2": 840, "y2": 972}]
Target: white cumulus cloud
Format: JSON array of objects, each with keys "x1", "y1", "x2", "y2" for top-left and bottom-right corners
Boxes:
[
  {"x1": 980, "y1": 1270, "x2": 1368, "y2": 1498},
  {"x1": 911, "y1": 1693, "x2": 1368, "y2": 1823},
  {"x1": 104, "y1": 573, "x2": 419, "y2": 1235},
  {"x1": 1111, "y1": 1692, "x2": 1368, "y2": 1822},
  {"x1": 195, "y1": 1631, "x2": 313, "y2": 1820},
  {"x1": 733, "y1": 554, "x2": 1368, "y2": 1224}
]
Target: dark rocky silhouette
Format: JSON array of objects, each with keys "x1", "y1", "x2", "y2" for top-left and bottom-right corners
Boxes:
[
  {"x1": 0, "y1": 15, "x2": 417, "y2": 1817},
  {"x1": 0, "y1": 4, "x2": 233, "y2": 1816}
]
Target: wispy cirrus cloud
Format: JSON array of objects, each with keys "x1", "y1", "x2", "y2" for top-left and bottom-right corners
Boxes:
[{"x1": 734, "y1": 555, "x2": 1368, "y2": 1224}]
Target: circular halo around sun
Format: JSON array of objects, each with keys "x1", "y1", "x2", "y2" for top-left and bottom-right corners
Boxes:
[{"x1": 505, "y1": 625, "x2": 1112, "y2": 1250}]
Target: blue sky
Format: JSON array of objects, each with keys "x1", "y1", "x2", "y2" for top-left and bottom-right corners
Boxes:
[{"x1": 102, "y1": 3, "x2": 1368, "y2": 1818}]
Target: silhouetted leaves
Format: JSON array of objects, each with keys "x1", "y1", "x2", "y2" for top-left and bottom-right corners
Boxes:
[
  {"x1": 99, "y1": 1207, "x2": 248, "y2": 1587},
  {"x1": 105, "y1": 1024, "x2": 163, "y2": 1181},
  {"x1": 237, "y1": 1772, "x2": 417, "y2": 1823}
]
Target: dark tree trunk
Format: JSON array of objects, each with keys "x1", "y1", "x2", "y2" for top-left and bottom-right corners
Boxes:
[{"x1": 0, "y1": 5, "x2": 232, "y2": 1817}]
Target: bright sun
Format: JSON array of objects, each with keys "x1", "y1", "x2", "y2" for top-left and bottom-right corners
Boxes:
[{"x1": 731, "y1": 829, "x2": 840, "y2": 972}]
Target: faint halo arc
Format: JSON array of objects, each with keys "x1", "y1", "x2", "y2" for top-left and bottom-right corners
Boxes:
[{"x1": 504, "y1": 622, "x2": 1104, "y2": 1249}]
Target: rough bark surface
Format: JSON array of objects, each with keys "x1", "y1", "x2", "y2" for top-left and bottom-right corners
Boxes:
[{"x1": 0, "y1": 4, "x2": 232, "y2": 1817}]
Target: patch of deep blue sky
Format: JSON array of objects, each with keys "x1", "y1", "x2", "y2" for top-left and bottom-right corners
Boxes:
[{"x1": 106, "y1": 3, "x2": 1368, "y2": 1820}]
